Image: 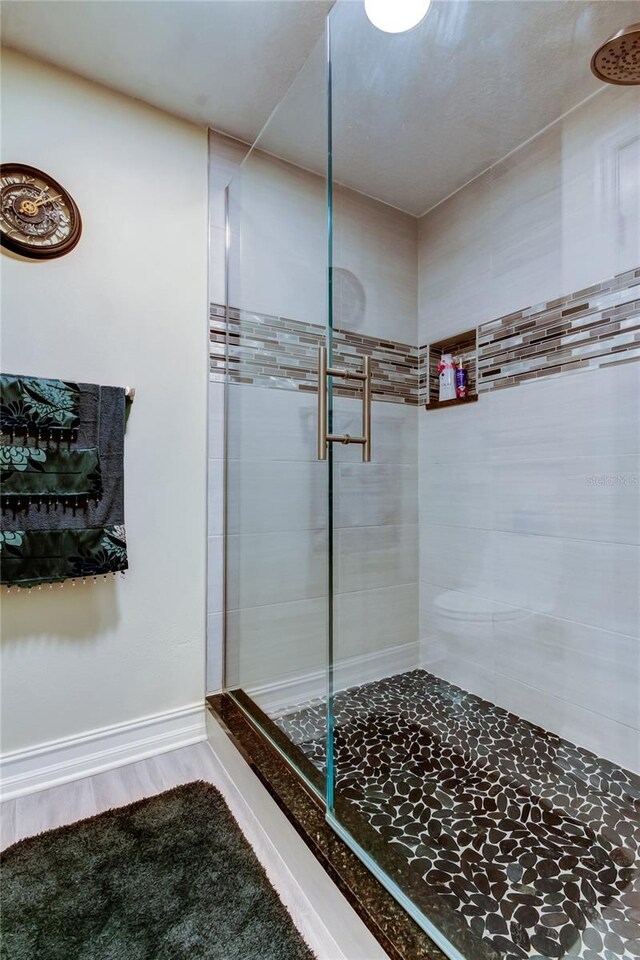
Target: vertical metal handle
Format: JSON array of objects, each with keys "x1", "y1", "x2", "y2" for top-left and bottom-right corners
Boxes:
[
  {"x1": 362, "y1": 354, "x2": 371, "y2": 463},
  {"x1": 317, "y1": 346, "x2": 371, "y2": 463},
  {"x1": 317, "y1": 346, "x2": 328, "y2": 461}
]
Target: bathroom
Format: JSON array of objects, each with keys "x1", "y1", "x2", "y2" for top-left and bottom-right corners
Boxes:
[{"x1": 1, "y1": 2, "x2": 639, "y2": 959}]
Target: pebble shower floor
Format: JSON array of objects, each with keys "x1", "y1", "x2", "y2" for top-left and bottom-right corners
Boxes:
[{"x1": 275, "y1": 670, "x2": 640, "y2": 960}]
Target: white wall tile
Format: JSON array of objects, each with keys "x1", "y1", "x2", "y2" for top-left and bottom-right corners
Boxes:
[
  {"x1": 492, "y1": 611, "x2": 639, "y2": 730},
  {"x1": 486, "y1": 124, "x2": 563, "y2": 320},
  {"x1": 226, "y1": 529, "x2": 327, "y2": 611},
  {"x1": 207, "y1": 459, "x2": 224, "y2": 537},
  {"x1": 226, "y1": 460, "x2": 327, "y2": 535},
  {"x1": 206, "y1": 612, "x2": 223, "y2": 695},
  {"x1": 490, "y1": 364, "x2": 640, "y2": 462},
  {"x1": 418, "y1": 85, "x2": 640, "y2": 344},
  {"x1": 335, "y1": 462, "x2": 418, "y2": 528},
  {"x1": 229, "y1": 150, "x2": 326, "y2": 327},
  {"x1": 208, "y1": 379, "x2": 225, "y2": 461},
  {"x1": 226, "y1": 597, "x2": 327, "y2": 690},
  {"x1": 335, "y1": 582, "x2": 419, "y2": 661},
  {"x1": 560, "y1": 85, "x2": 640, "y2": 292},
  {"x1": 418, "y1": 174, "x2": 493, "y2": 344},
  {"x1": 420, "y1": 582, "x2": 640, "y2": 771},
  {"x1": 229, "y1": 146, "x2": 417, "y2": 342},
  {"x1": 333, "y1": 184, "x2": 418, "y2": 345},
  {"x1": 333, "y1": 397, "x2": 418, "y2": 465},
  {"x1": 419, "y1": 397, "x2": 496, "y2": 466},
  {"x1": 336, "y1": 524, "x2": 418, "y2": 595},
  {"x1": 493, "y1": 676, "x2": 640, "y2": 775},
  {"x1": 489, "y1": 454, "x2": 640, "y2": 544},
  {"x1": 207, "y1": 535, "x2": 223, "y2": 614},
  {"x1": 419, "y1": 582, "x2": 501, "y2": 671},
  {"x1": 419, "y1": 460, "x2": 491, "y2": 530},
  {"x1": 227, "y1": 383, "x2": 318, "y2": 463},
  {"x1": 420, "y1": 523, "x2": 640, "y2": 638}
]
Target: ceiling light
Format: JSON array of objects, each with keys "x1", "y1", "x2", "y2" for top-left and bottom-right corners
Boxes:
[{"x1": 364, "y1": 0, "x2": 431, "y2": 34}]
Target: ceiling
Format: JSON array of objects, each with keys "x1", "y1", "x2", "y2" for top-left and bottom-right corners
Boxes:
[
  {"x1": 3, "y1": 0, "x2": 640, "y2": 216},
  {"x1": 259, "y1": 0, "x2": 640, "y2": 214},
  {"x1": 0, "y1": 0, "x2": 333, "y2": 146}
]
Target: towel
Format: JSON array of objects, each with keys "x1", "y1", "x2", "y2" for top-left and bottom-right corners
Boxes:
[
  {"x1": 1, "y1": 446, "x2": 102, "y2": 507},
  {"x1": 1, "y1": 375, "x2": 128, "y2": 587},
  {"x1": 0, "y1": 375, "x2": 80, "y2": 442}
]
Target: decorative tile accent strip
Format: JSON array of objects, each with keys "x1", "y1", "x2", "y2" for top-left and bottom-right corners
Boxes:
[
  {"x1": 210, "y1": 304, "x2": 419, "y2": 405},
  {"x1": 477, "y1": 267, "x2": 640, "y2": 392},
  {"x1": 212, "y1": 267, "x2": 639, "y2": 405},
  {"x1": 275, "y1": 669, "x2": 640, "y2": 960}
]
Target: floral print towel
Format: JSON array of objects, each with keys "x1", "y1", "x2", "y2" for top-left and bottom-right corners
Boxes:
[
  {"x1": 1, "y1": 374, "x2": 128, "y2": 588},
  {"x1": 0, "y1": 375, "x2": 80, "y2": 442},
  {"x1": 0, "y1": 526, "x2": 127, "y2": 585},
  {"x1": 1, "y1": 445, "x2": 102, "y2": 506}
]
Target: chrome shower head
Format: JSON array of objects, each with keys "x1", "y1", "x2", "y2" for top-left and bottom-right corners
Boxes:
[{"x1": 591, "y1": 22, "x2": 640, "y2": 84}]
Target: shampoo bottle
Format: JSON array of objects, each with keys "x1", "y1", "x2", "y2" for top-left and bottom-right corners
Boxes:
[{"x1": 438, "y1": 353, "x2": 457, "y2": 402}]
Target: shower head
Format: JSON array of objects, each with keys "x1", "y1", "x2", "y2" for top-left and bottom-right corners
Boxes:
[{"x1": 591, "y1": 22, "x2": 640, "y2": 84}]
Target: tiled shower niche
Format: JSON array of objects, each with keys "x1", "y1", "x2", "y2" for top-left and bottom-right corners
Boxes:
[{"x1": 421, "y1": 328, "x2": 478, "y2": 409}]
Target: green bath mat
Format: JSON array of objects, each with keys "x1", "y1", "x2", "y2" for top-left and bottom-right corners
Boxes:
[{"x1": 0, "y1": 781, "x2": 315, "y2": 960}]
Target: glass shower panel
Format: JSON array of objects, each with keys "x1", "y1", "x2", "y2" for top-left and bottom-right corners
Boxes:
[
  {"x1": 321, "y1": 2, "x2": 640, "y2": 959},
  {"x1": 224, "y1": 30, "x2": 331, "y2": 794}
]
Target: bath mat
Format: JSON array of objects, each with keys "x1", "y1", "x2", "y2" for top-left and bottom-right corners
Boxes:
[{"x1": 0, "y1": 781, "x2": 315, "y2": 960}]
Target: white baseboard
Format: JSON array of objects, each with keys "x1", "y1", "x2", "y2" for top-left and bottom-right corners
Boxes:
[
  {"x1": 0, "y1": 702, "x2": 207, "y2": 801},
  {"x1": 246, "y1": 640, "x2": 420, "y2": 717}
]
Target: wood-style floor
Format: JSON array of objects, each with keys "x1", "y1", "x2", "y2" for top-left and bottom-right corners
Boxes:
[{"x1": 0, "y1": 742, "x2": 218, "y2": 851}]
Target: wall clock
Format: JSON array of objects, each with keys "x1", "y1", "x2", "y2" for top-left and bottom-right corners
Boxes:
[{"x1": 0, "y1": 163, "x2": 82, "y2": 260}]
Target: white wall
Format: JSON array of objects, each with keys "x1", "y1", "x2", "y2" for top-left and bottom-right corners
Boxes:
[
  {"x1": 1, "y1": 50, "x2": 209, "y2": 757},
  {"x1": 418, "y1": 84, "x2": 640, "y2": 772}
]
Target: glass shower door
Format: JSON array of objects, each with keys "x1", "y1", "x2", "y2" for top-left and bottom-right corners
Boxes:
[
  {"x1": 323, "y1": 4, "x2": 640, "y2": 960},
  {"x1": 218, "y1": 4, "x2": 640, "y2": 957},
  {"x1": 222, "y1": 29, "x2": 332, "y2": 797},
  {"x1": 321, "y1": 0, "x2": 446, "y2": 948}
]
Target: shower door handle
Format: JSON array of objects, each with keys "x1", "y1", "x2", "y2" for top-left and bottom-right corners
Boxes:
[{"x1": 317, "y1": 346, "x2": 371, "y2": 462}]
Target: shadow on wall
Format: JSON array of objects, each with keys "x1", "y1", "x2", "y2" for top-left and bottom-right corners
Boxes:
[
  {"x1": 0, "y1": 584, "x2": 120, "y2": 642},
  {"x1": 333, "y1": 268, "x2": 366, "y2": 331}
]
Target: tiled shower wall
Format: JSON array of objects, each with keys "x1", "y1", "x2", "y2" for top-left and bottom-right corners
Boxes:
[
  {"x1": 207, "y1": 132, "x2": 247, "y2": 695},
  {"x1": 209, "y1": 132, "x2": 420, "y2": 702},
  {"x1": 417, "y1": 83, "x2": 640, "y2": 773},
  {"x1": 209, "y1": 85, "x2": 639, "y2": 772}
]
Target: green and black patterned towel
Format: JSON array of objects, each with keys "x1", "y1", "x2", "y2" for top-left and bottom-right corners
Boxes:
[
  {"x1": 0, "y1": 375, "x2": 80, "y2": 443},
  {"x1": 1, "y1": 445, "x2": 102, "y2": 507},
  {"x1": 0, "y1": 374, "x2": 128, "y2": 588}
]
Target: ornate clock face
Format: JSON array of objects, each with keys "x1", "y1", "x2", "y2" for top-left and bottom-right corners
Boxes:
[{"x1": 0, "y1": 163, "x2": 82, "y2": 260}]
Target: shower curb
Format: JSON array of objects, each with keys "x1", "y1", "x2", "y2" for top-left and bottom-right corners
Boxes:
[{"x1": 206, "y1": 693, "x2": 451, "y2": 960}]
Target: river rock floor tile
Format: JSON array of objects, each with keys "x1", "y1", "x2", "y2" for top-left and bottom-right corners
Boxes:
[{"x1": 274, "y1": 670, "x2": 640, "y2": 960}]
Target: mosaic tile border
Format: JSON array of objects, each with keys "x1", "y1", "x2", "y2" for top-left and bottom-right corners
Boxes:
[
  {"x1": 210, "y1": 304, "x2": 419, "y2": 405},
  {"x1": 477, "y1": 267, "x2": 640, "y2": 392},
  {"x1": 275, "y1": 669, "x2": 640, "y2": 960},
  {"x1": 212, "y1": 266, "x2": 640, "y2": 406}
]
